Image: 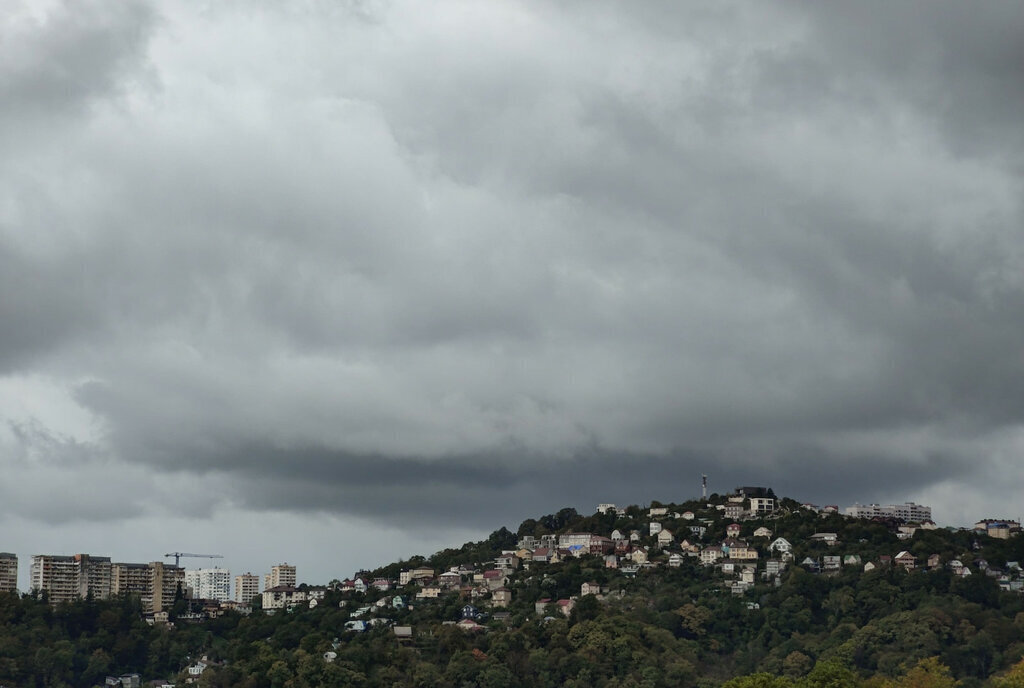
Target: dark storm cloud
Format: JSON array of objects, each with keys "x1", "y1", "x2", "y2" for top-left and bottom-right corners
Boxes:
[{"x1": 2, "y1": 0, "x2": 1023, "y2": 536}]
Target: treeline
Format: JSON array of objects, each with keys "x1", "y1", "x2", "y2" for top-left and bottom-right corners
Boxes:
[{"x1": 0, "y1": 591, "x2": 220, "y2": 686}]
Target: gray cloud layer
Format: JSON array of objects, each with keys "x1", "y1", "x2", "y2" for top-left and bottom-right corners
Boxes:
[{"x1": 2, "y1": 1, "x2": 1024, "y2": 539}]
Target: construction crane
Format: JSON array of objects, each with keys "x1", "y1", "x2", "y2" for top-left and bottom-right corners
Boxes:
[{"x1": 165, "y1": 552, "x2": 224, "y2": 567}]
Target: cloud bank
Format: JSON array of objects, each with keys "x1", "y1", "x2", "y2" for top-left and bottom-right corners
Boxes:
[{"x1": 2, "y1": 1, "x2": 1024, "y2": 579}]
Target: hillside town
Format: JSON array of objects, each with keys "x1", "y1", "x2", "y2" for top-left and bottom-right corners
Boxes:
[
  {"x1": 1, "y1": 487, "x2": 1023, "y2": 686},
  {"x1": 5, "y1": 487, "x2": 1021, "y2": 626}
]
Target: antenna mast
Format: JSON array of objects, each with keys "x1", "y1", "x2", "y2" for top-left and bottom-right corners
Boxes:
[{"x1": 702, "y1": 474, "x2": 707, "y2": 500}]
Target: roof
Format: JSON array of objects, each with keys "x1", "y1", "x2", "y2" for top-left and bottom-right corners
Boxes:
[{"x1": 264, "y1": 586, "x2": 300, "y2": 593}]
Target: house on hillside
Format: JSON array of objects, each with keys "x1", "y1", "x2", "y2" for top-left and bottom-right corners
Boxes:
[
  {"x1": 531, "y1": 548, "x2": 552, "y2": 564},
  {"x1": 657, "y1": 529, "x2": 674, "y2": 548},
  {"x1": 753, "y1": 527, "x2": 772, "y2": 539},
  {"x1": 724, "y1": 504, "x2": 745, "y2": 520},
  {"x1": 726, "y1": 523, "x2": 742, "y2": 538},
  {"x1": 700, "y1": 546, "x2": 725, "y2": 565},
  {"x1": 809, "y1": 533, "x2": 839, "y2": 546},
  {"x1": 894, "y1": 551, "x2": 916, "y2": 570},
  {"x1": 491, "y1": 588, "x2": 512, "y2": 608},
  {"x1": 722, "y1": 538, "x2": 757, "y2": 560},
  {"x1": 769, "y1": 537, "x2": 792, "y2": 554}
]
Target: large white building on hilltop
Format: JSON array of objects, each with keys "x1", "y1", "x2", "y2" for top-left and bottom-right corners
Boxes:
[
  {"x1": 185, "y1": 567, "x2": 231, "y2": 601},
  {"x1": 845, "y1": 502, "x2": 932, "y2": 523}
]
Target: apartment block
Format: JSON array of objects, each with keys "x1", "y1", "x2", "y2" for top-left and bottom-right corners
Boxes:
[
  {"x1": 265, "y1": 563, "x2": 296, "y2": 590},
  {"x1": 844, "y1": 502, "x2": 932, "y2": 523},
  {"x1": 234, "y1": 572, "x2": 260, "y2": 604},
  {"x1": 0, "y1": 553, "x2": 16, "y2": 593},
  {"x1": 151, "y1": 561, "x2": 184, "y2": 613},
  {"x1": 31, "y1": 554, "x2": 112, "y2": 604},
  {"x1": 111, "y1": 561, "x2": 184, "y2": 613},
  {"x1": 185, "y1": 567, "x2": 231, "y2": 601}
]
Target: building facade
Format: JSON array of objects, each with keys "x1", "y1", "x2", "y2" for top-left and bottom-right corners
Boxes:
[
  {"x1": 111, "y1": 561, "x2": 184, "y2": 613},
  {"x1": 262, "y1": 585, "x2": 306, "y2": 610},
  {"x1": 0, "y1": 553, "x2": 16, "y2": 593},
  {"x1": 265, "y1": 563, "x2": 296, "y2": 590},
  {"x1": 31, "y1": 554, "x2": 112, "y2": 604},
  {"x1": 235, "y1": 572, "x2": 260, "y2": 604},
  {"x1": 185, "y1": 567, "x2": 231, "y2": 601},
  {"x1": 844, "y1": 502, "x2": 932, "y2": 522}
]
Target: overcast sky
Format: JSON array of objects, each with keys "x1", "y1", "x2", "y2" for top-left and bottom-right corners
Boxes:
[{"x1": 2, "y1": 0, "x2": 1024, "y2": 590}]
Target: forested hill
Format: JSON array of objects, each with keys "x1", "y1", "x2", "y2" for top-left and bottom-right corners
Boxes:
[{"x1": 5, "y1": 496, "x2": 1024, "y2": 687}]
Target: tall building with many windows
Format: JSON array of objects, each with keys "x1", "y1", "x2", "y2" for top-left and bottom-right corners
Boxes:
[
  {"x1": 184, "y1": 567, "x2": 231, "y2": 601},
  {"x1": 264, "y1": 563, "x2": 296, "y2": 591},
  {"x1": 0, "y1": 553, "x2": 17, "y2": 593},
  {"x1": 234, "y1": 572, "x2": 260, "y2": 604},
  {"x1": 31, "y1": 554, "x2": 112, "y2": 604},
  {"x1": 111, "y1": 561, "x2": 184, "y2": 613}
]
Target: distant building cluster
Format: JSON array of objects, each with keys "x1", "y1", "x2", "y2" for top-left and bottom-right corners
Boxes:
[
  {"x1": 29, "y1": 555, "x2": 182, "y2": 612},
  {"x1": 0, "y1": 553, "x2": 295, "y2": 615}
]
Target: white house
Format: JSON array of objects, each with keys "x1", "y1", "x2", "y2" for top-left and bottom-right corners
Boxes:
[{"x1": 768, "y1": 538, "x2": 792, "y2": 554}]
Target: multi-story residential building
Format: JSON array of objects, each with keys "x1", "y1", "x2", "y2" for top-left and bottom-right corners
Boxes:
[
  {"x1": 264, "y1": 563, "x2": 296, "y2": 590},
  {"x1": 974, "y1": 519, "x2": 1021, "y2": 539},
  {"x1": 235, "y1": 572, "x2": 260, "y2": 604},
  {"x1": 151, "y1": 561, "x2": 184, "y2": 613},
  {"x1": 112, "y1": 562, "x2": 151, "y2": 598},
  {"x1": 749, "y1": 497, "x2": 776, "y2": 515},
  {"x1": 262, "y1": 586, "x2": 306, "y2": 610},
  {"x1": 111, "y1": 561, "x2": 184, "y2": 613},
  {"x1": 185, "y1": 567, "x2": 231, "y2": 601},
  {"x1": 558, "y1": 533, "x2": 592, "y2": 549},
  {"x1": 31, "y1": 554, "x2": 112, "y2": 604},
  {"x1": 0, "y1": 553, "x2": 17, "y2": 593},
  {"x1": 844, "y1": 502, "x2": 932, "y2": 522}
]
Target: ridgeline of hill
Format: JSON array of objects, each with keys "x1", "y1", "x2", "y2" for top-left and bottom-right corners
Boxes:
[{"x1": 5, "y1": 494, "x2": 1024, "y2": 687}]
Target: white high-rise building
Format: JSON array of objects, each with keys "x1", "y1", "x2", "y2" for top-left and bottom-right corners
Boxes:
[
  {"x1": 234, "y1": 572, "x2": 260, "y2": 604},
  {"x1": 844, "y1": 502, "x2": 932, "y2": 523},
  {"x1": 185, "y1": 567, "x2": 231, "y2": 601}
]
